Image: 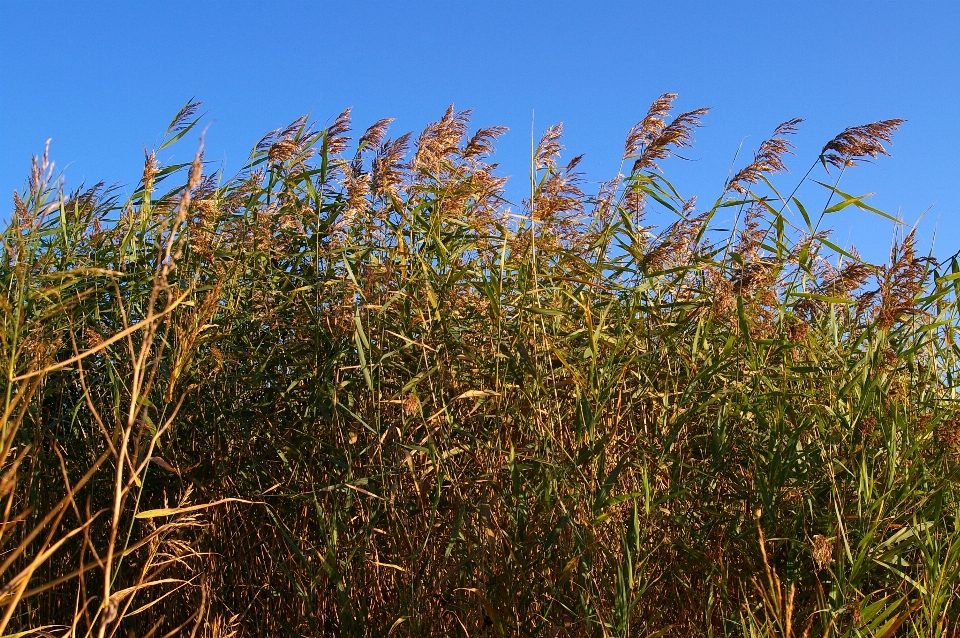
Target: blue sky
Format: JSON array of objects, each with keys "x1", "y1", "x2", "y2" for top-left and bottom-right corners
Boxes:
[{"x1": 2, "y1": 1, "x2": 959, "y2": 263}]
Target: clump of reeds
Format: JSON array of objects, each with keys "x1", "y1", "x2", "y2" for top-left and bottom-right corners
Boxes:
[{"x1": 2, "y1": 96, "x2": 958, "y2": 637}]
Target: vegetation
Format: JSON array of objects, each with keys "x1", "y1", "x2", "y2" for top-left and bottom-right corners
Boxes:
[{"x1": 2, "y1": 95, "x2": 959, "y2": 637}]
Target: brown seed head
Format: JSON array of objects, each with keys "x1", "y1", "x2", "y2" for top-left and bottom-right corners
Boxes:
[
  {"x1": 624, "y1": 93, "x2": 677, "y2": 159},
  {"x1": 143, "y1": 148, "x2": 159, "y2": 193},
  {"x1": 371, "y1": 133, "x2": 411, "y2": 198},
  {"x1": 822, "y1": 119, "x2": 905, "y2": 170},
  {"x1": 84, "y1": 327, "x2": 104, "y2": 349},
  {"x1": 870, "y1": 230, "x2": 934, "y2": 329},
  {"x1": 857, "y1": 416, "x2": 878, "y2": 439},
  {"x1": 171, "y1": 149, "x2": 205, "y2": 234},
  {"x1": 811, "y1": 535, "x2": 833, "y2": 570},
  {"x1": 340, "y1": 165, "x2": 371, "y2": 228},
  {"x1": 535, "y1": 123, "x2": 565, "y2": 171},
  {"x1": 256, "y1": 115, "x2": 314, "y2": 166},
  {"x1": 642, "y1": 208, "x2": 706, "y2": 272},
  {"x1": 196, "y1": 198, "x2": 219, "y2": 223},
  {"x1": 12, "y1": 191, "x2": 30, "y2": 231},
  {"x1": 785, "y1": 317, "x2": 809, "y2": 343},
  {"x1": 268, "y1": 139, "x2": 301, "y2": 164},
  {"x1": 169, "y1": 100, "x2": 201, "y2": 134},
  {"x1": 413, "y1": 104, "x2": 471, "y2": 174},
  {"x1": 631, "y1": 105, "x2": 710, "y2": 174},
  {"x1": 621, "y1": 182, "x2": 647, "y2": 223},
  {"x1": 28, "y1": 139, "x2": 54, "y2": 198},
  {"x1": 727, "y1": 118, "x2": 802, "y2": 194},
  {"x1": 527, "y1": 154, "x2": 585, "y2": 223},
  {"x1": 851, "y1": 603, "x2": 863, "y2": 627},
  {"x1": 403, "y1": 393, "x2": 419, "y2": 416},
  {"x1": 359, "y1": 118, "x2": 395, "y2": 152},
  {"x1": 326, "y1": 107, "x2": 352, "y2": 156},
  {"x1": 464, "y1": 125, "x2": 508, "y2": 160},
  {"x1": 821, "y1": 260, "x2": 874, "y2": 297},
  {"x1": 591, "y1": 176, "x2": 621, "y2": 224}
]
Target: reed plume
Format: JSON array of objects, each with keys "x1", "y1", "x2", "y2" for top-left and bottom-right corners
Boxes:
[
  {"x1": 625, "y1": 94, "x2": 710, "y2": 173},
  {"x1": 821, "y1": 118, "x2": 905, "y2": 170},
  {"x1": 727, "y1": 118, "x2": 802, "y2": 194}
]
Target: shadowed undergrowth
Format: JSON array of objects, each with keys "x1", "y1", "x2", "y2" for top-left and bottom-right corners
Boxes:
[{"x1": 2, "y1": 96, "x2": 960, "y2": 637}]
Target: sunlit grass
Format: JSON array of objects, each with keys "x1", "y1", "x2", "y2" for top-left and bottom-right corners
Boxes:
[{"x1": 2, "y1": 96, "x2": 958, "y2": 636}]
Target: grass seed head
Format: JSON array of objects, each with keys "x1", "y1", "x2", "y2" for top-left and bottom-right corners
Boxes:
[
  {"x1": 84, "y1": 327, "x2": 104, "y2": 349},
  {"x1": 143, "y1": 148, "x2": 159, "y2": 193},
  {"x1": 624, "y1": 93, "x2": 677, "y2": 159},
  {"x1": 727, "y1": 118, "x2": 802, "y2": 194},
  {"x1": 358, "y1": 118, "x2": 394, "y2": 152},
  {"x1": 535, "y1": 123, "x2": 565, "y2": 171},
  {"x1": 371, "y1": 133, "x2": 411, "y2": 198},
  {"x1": 413, "y1": 104, "x2": 471, "y2": 174},
  {"x1": 326, "y1": 107, "x2": 352, "y2": 156},
  {"x1": 811, "y1": 535, "x2": 833, "y2": 570},
  {"x1": 858, "y1": 416, "x2": 878, "y2": 439},
  {"x1": 822, "y1": 118, "x2": 905, "y2": 170},
  {"x1": 631, "y1": 102, "x2": 709, "y2": 173},
  {"x1": 403, "y1": 393, "x2": 419, "y2": 416}
]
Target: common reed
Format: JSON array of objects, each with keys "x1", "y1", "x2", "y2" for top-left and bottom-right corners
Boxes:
[{"x1": 2, "y1": 96, "x2": 958, "y2": 637}]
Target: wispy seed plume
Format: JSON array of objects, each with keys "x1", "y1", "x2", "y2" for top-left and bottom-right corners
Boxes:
[
  {"x1": 822, "y1": 119, "x2": 905, "y2": 171},
  {"x1": 727, "y1": 118, "x2": 803, "y2": 194},
  {"x1": 623, "y1": 93, "x2": 677, "y2": 160},
  {"x1": 534, "y1": 123, "x2": 565, "y2": 171},
  {"x1": 326, "y1": 107, "x2": 352, "y2": 156},
  {"x1": 371, "y1": 133, "x2": 412, "y2": 197},
  {"x1": 359, "y1": 118, "x2": 395, "y2": 153},
  {"x1": 413, "y1": 104, "x2": 472, "y2": 174},
  {"x1": 628, "y1": 96, "x2": 710, "y2": 173}
]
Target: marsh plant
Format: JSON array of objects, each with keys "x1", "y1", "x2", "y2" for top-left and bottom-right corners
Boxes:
[{"x1": 2, "y1": 95, "x2": 959, "y2": 636}]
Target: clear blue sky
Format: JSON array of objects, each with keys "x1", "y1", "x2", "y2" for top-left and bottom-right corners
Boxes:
[{"x1": 2, "y1": 1, "x2": 959, "y2": 263}]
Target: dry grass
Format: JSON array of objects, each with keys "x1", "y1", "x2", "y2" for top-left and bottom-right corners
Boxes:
[{"x1": 2, "y1": 96, "x2": 959, "y2": 637}]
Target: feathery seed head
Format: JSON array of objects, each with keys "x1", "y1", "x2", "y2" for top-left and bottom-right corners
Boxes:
[
  {"x1": 785, "y1": 317, "x2": 809, "y2": 342},
  {"x1": 268, "y1": 139, "x2": 300, "y2": 164},
  {"x1": 811, "y1": 535, "x2": 833, "y2": 570},
  {"x1": 84, "y1": 327, "x2": 104, "y2": 349},
  {"x1": 624, "y1": 93, "x2": 677, "y2": 160},
  {"x1": 464, "y1": 125, "x2": 508, "y2": 160},
  {"x1": 934, "y1": 417, "x2": 960, "y2": 453},
  {"x1": 143, "y1": 148, "x2": 159, "y2": 193},
  {"x1": 371, "y1": 133, "x2": 411, "y2": 198},
  {"x1": 326, "y1": 107, "x2": 352, "y2": 156},
  {"x1": 631, "y1": 102, "x2": 710, "y2": 174},
  {"x1": 359, "y1": 118, "x2": 394, "y2": 153},
  {"x1": 169, "y1": 100, "x2": 201, "y2": 134},
  {"x1": 12, "y1": 191, "x2": 29, "y2": 229},
  {"x1": 822, "y1": 119, "x2": 905, "y2": 170},
  {"x1": 28, "y1": 139, "x2": 54, "y2": 198},
  {"x1": 403, "y1": 393, "x2": 419, "y2": 416},
  {"x1": 527, "y1": 153, "x2": 585, "y2": 223},
  {"x1": 535, "y1": 124, "x2": 565, "y2": 171},
  {"x1": 413, "y1": 105, "x2": 471, "y2": 174},
  {"x1": 256, "y1": 116, "x2": 314, "y2": 166},
  {"x1": 727, "y1": 118, "x2": 802, "y2": 194},
  {"x1": 591, "y1": 176, "x2": 622, "y2": 224},
  {"x1": 867, "y1": 229, "x2": 934, "y2": 329}
]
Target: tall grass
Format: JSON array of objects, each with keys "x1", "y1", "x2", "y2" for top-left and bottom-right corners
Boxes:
[{"x1": 2, "y1": 95, "x2": 959, "y2": 636}]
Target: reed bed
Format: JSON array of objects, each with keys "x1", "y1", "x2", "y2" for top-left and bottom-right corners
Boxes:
[{"x1": 2, "y1": 95, "x2": 959, "y2": 636}]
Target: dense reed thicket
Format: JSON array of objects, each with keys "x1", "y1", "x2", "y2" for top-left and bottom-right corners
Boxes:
[{"x1": 2, "y1": 96, "x2": 959, "y2": 637}]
